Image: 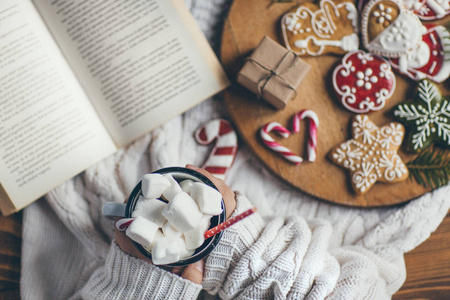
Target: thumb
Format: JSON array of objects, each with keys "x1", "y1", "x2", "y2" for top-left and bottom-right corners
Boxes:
[{"x1": 181, "y1": 260, "x2": 204, "y2": 284}]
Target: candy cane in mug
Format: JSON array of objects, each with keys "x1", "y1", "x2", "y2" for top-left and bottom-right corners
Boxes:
[
  {"x1": 195, "y1": 119, "x2": 238, "y2": 180},
  {"x1": 260, "y1": 122, "x2": 303, "y2": 164},
  {"x1": 292, "y1": 110, "x2": 319, "y2": 162}
]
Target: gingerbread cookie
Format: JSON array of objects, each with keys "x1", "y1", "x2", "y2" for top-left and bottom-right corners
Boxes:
[
  {"x1": 361, "y1": 0, "x2": 424, "y2": 58},
  {"x1": 389, "y1": 24, "x2": 450, "y2": 83},
  {"x1": 393, "y1": 79, "x2": 450, "y2": 153},
  {"x1": 358, "y1": 0, "x2": 450, "y2": 20},
  {"x1": 329, "y1": 115, "x2": 408, "y2": 194},
  {"x1": 333, "y1": 50, "x2": 396, "y2": 113},
  {"x1": 281, "y1": 0, "x2": 359, "y2": 56},
  {"x1": 403, "y1": 0, "x2": 450, "y2": 20}
]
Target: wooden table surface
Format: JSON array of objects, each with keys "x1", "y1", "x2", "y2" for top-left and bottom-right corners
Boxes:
[{"x1": 0, "y1": 208, "x2": 449, "y2": 299}]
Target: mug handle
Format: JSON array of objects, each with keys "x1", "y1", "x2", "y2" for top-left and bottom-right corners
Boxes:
[{"x1": 102, "y1": 202, "x2": 127, "y2": 220}]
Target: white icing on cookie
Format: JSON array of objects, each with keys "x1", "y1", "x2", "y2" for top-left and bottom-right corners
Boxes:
[
  {"x1": 333, "y1": 51, "x2": 396, "y2": 113},
  {"x1": 361, "y1": 0, "x2": 423, "y2": 57},
  {"x1": 281, "y1": 0, "x2": 359, "y2": 56},
  {"x1": 330, "y1": 115, "x2": 408, "y2": 194}
]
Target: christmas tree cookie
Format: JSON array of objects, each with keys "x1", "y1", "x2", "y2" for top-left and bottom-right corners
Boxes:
[
  {"x1": 393, "y1": 79, "x2": 450, "y2": 152},
  {"x1": 329, "y1": 115, "x2": 409, "y2": 194}
]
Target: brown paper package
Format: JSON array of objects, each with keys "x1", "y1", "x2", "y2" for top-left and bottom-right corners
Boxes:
[{"x1": 237, "y1": 36, "x2": 311, "y2": 110}]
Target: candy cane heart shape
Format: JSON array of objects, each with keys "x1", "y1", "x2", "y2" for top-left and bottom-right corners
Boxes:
[
  {"x1": 292, "y1": 110, "x2": 319, "y2": 162},
  {"x1": 195, "y1": 119, "x2": 238, "y2": 180},
  {"x1": 260, "y1": 122, "x2": 303, "y2": 164}
]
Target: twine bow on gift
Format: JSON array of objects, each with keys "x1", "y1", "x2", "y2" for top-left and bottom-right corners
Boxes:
[{"x1": 246, "y1": 51, "x2": 299, "y2": 99}]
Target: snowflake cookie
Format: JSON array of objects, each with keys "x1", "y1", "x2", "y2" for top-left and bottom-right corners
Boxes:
[
  {"x1": 333, "y1": 50, "x2": 396, "y2": 113},
  {"x1": 281, "y1": 0, "x2": 359, "y2": 56},
  {"x1": 389, "y1": 24, "x2": 450, "y2": 83},
  {"x1": 393, "y1": 79, "x2": 450, "y2": 152},
  {"x1": 361, "y1": 0, "x2": 425, "y2": 58},
  {"x1": 329, "y1": 115, "x2": 408, "y2": 194}
]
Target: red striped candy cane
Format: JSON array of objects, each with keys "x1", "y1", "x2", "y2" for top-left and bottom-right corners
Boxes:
[
  {"x1": 292, "y1": 110, "x2": 319, "y2": 162},
  {"x1": 115, "y1": 218, "x2": 135, "y2": 231},
  {"x1": 260, "y1": 122, "x2": 303, "y2": 164},
  {"x1": 195, "y1": 119, "x2": 238, "y2": 180}
]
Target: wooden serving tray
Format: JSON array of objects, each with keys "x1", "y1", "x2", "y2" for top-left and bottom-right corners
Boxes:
[{"x1": 221, "y1": 0, "x2": 449, "y2": 207}]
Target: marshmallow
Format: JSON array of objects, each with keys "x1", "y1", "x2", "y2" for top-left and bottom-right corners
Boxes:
[
  {"x1": 141, "y1": 173, "x2": 171, "y2": 199},
  {"x1": 190, "y1": 182, "x2": 223, "y2": 215},
  {"x1": 132, "y1": 196, "x2": 167, "y2": 227},
  {"x1": 161, "y1": 174, "x2": 183, "y2": 201},
  {"x1": 162, "y1": 192, "x2": 202, "y2": 232},
  {"x1": 126, "y1": 216, "x2": 159, "y2": 248},
  {"x1": 162, "y1": 221, "x2": 182, "y2": 238},
  {"x1": 184, "y1": 215, "x2": 211, "y2": 250},
  {"x1": 180, "y1": 179, "x2": 195, "y2": 195},
  {"x1": 179, "y1": 237, "x2": 195, "y2": 259},
  {"x1": 151, "y1": 237, "x2": 193, "y2": 265},
  {"x1": 146, "y1": 229, "x2": 164, "y2": 250}
]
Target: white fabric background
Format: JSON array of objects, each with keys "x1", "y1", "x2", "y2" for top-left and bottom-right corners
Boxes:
[{"x1": 20, "y1": 0, "x2": 450, "y2": 299}]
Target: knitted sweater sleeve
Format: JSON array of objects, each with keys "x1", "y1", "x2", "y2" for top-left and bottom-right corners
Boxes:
[
  {"x1": 72, "y1": 242, "x2": 202, "y2": 300},
  {"x1": 202, "y1": 193, "x2": 402, "y2": 300}
]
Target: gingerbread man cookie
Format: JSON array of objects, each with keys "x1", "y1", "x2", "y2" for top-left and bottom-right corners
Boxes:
[
  {"x1": 329, "y1": 115, "x2": 409, "y2": 194},
  {"x1": 361, "y1": 0, "x2": 425, "y2": 58},
  {"x1": 333, "y1": 50, "x2": 396, "y2": 113},
  {"x1": 389, "y1": 24, "x2": 450, "y2": 83},
  {"x1": 281, "y1": 0, "x2": 359, "y2": 56},
  {"x1": 393, "y1": 79, "x2": 450, "y2": 153}
]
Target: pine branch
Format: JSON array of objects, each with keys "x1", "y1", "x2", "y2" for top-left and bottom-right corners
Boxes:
[{"x1": 407, "y1": 147, "x2": 450, "y2": 189}]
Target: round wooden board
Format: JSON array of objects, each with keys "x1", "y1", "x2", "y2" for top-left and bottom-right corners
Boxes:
[{"x1": 221, "y1": 0, "x2": 450, "y2": 207}]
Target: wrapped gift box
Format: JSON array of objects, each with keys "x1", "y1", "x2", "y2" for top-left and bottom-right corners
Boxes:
[{"x1": 237, "y1": 36, "x2": 311, "y2": 109}]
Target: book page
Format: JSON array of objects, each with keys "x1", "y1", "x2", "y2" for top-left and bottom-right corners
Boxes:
[
  {"x1": 0, "y1": 1, "x2": 117, "y2": 215},
  {"x1": 33, "y1": 0, "x2": 230, "y2": 147}
]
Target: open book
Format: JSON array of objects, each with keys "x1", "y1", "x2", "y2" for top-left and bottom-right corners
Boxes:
[{"x1": 0, "y1": 0, "x2": 229, "y2": 215}]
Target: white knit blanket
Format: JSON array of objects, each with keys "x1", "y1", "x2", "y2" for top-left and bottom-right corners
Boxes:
[{"x1": 21, "y1": 1, "x2": 450, "y2": 299}]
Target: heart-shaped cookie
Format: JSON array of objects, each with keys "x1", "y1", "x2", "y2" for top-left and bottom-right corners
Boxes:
[
  {"x1": 389, "y1": 24, "x2": 450, "y2": 83},
  {"x1": 260, "y1": 110, "x2": 319, "y2": 164},
  {"x1": 361, "y1": 0, "x2": 424, "y2": 58},
  {"x1": 281, "y1": 0, "x2": 359, "y2": 56}
]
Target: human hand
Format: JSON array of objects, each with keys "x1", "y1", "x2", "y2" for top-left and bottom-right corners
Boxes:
[{"x1": 114, "y1": 165, "x2": 237, "y2": 284}]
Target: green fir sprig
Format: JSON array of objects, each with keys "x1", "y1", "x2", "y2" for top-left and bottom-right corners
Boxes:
[{"x1": 407, "y1": 147, "x2": 450, "y2": 189}]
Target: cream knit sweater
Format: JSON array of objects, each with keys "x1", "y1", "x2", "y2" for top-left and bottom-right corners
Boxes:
[{"x1": 21, "y1": 1, "x2": 450, "y2": 299}]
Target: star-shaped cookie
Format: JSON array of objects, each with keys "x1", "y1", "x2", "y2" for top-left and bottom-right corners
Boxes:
[
  {"x1": 393, "y1": 79, "x2": 450, "y2": 153},
  {"x1": 329, "y1": 115, "x2": 409, "y2": 194}
]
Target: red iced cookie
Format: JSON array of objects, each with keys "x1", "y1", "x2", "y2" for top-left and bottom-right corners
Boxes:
[
  {"x1": 333, "y1": 50, "x2": 396, "y2": 113},
  {"x1": 389, "y1": 24, "x2": 450, "y2": 83}
]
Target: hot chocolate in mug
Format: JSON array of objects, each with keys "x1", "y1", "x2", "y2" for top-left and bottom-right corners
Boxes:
[{"x1": 102, "y1": 167, "x2": 226, "y2": 267}]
